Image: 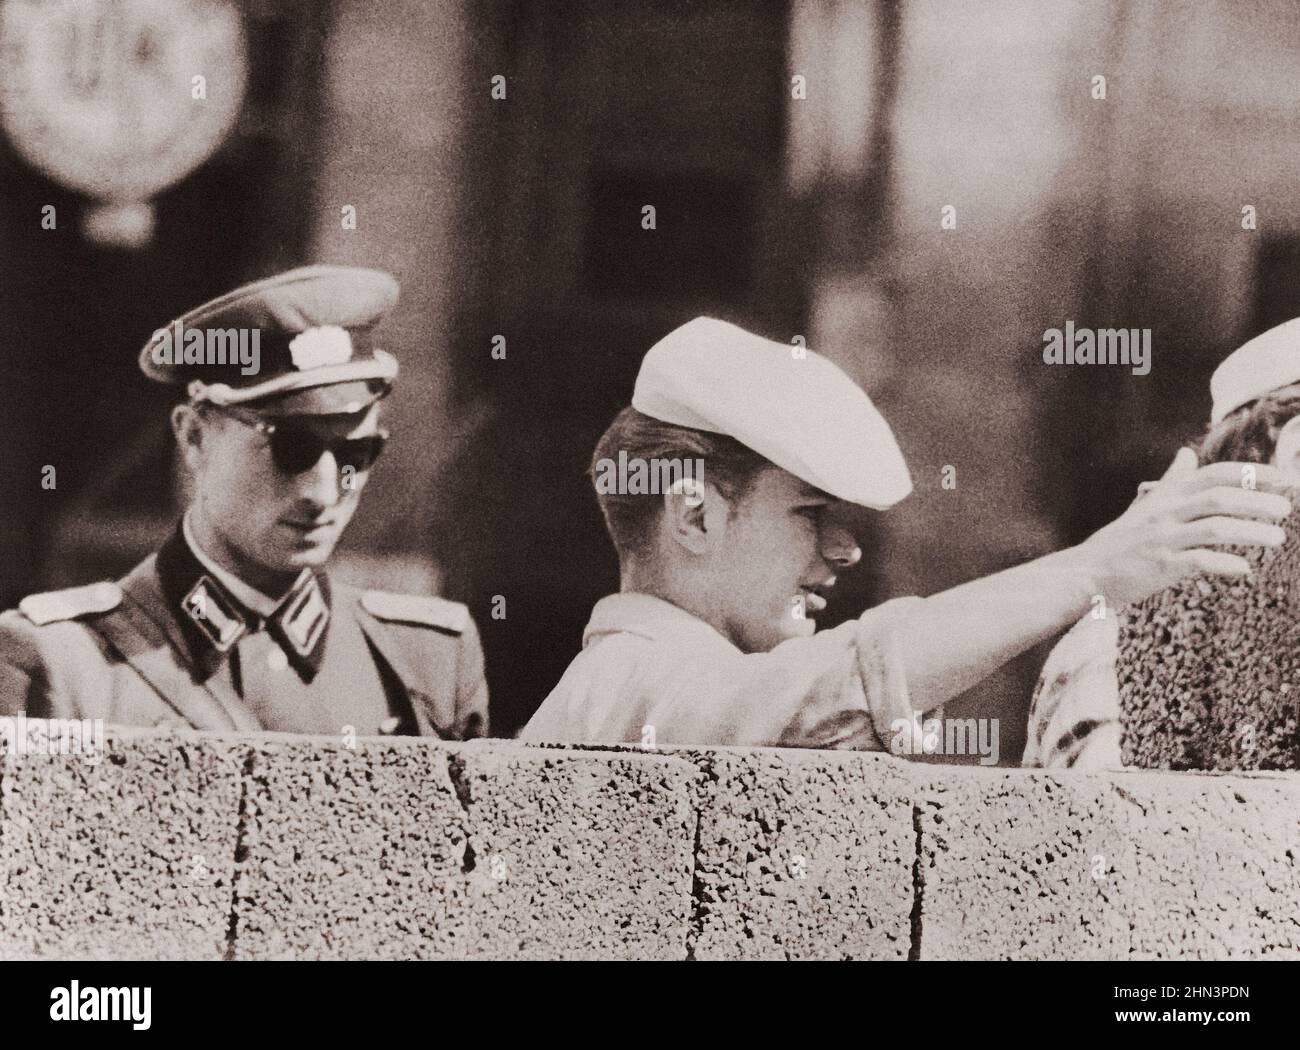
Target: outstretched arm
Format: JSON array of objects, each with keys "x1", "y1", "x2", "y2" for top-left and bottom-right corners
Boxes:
[{"x1": 894, "y1": 452, "x2": 1292, "y2": 712}]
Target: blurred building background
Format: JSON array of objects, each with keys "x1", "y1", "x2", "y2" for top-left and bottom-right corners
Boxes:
[{"x1": 2, "y1": 0, "x2": 1300, "y2": 755}]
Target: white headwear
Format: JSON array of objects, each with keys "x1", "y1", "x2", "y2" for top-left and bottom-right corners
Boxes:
[
  {"x1": 1210, "y1": 318, "x2": 1300, "y2": 423},
  {"x1": 632, "y1": 317, "x2": 912, "y2": 509}
]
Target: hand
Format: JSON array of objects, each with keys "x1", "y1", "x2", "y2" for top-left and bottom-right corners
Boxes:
[{"x1": 1072, "y1": 449, "x2": 1293, "y2": 608}]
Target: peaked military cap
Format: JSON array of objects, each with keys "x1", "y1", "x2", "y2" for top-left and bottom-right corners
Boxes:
[{"x1": 139, "y1": 265, "x2": 400, "y2": 415}]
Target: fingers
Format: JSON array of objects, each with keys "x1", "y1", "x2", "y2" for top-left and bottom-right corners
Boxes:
[
  {"x1": 1159, "y1": 446, "x2": 1200, "y2": 479},
  {"x1": 1160, "y1": 461, "x2": 1294, "y2": 495},
  {"x1": 1171, "y1": 487, "x2": 1292, "y2": 523},
  {"x1": 1179, "y1": 516, "x2": 1286, "y2": 549},
  {"x1": 1176, "y1": 549, "x2": 1253, "y2": 578}
]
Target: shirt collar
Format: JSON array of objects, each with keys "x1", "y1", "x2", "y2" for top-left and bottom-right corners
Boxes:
[
  {"x1": 183, "y1": 512, "x2": 306, "y2": 618},
  {"x1": 583, "y1": 592, "x2": 740, "y2": 653},
  {"x1": 158, "y1": 517, "x2": 331, "y2": 680}
]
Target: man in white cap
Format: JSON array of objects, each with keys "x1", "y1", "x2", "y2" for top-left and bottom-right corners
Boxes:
[
  {"x1": 1025, "y1": 318, "x2": 1300, "y2": 768},
  {"x1": 0, "y1": 266, "x2": 489, "y2": 740},
  {"x1": 521, "y1": 317, "x2": 1291, "y2": 751}
]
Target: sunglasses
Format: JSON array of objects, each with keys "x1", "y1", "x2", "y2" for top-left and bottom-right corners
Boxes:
[{"x1": 207, "y1": 405, "x2": 389, "y2": 476}]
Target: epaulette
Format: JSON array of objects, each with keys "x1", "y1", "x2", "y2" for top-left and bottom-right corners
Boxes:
[
  {"x1": 360, "y1": 591, "x2": 468, "y2": 634},
  {"x1": 17, "y1": 582, "x2": 123, "y2": 626}
]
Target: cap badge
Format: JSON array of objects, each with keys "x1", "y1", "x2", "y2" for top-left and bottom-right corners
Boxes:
[{"x1": 289, "y1": 325, "x2": 353, "y2": 371}]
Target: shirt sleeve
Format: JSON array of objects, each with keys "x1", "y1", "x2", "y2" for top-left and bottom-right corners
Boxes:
[
  {"x1": 645, "y1": 596, "x2": 923, "y2": 751},
  {"x1": 1022, "y1": 612, "x2": 1122, "y2": 768},
  {"x1": 775, "y1": 596, "x2": 921, "y2": 750}
]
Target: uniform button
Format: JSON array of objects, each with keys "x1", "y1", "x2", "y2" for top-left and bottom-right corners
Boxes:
[{"x1": 266, "y1": 646, "x2": 289, "y2": 671}]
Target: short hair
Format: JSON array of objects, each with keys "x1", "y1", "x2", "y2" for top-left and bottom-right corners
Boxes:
[
  {"x1": 1195, "y1": 384, "x2": 1300, "y2": 465},
  {"x1": 590, "y1": 407, "x2": 772, "y2": 560}
]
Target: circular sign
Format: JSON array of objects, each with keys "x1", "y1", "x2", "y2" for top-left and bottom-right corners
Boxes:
[{"x1": 0, "y1": 0, "x2": 248, "y2": 202}]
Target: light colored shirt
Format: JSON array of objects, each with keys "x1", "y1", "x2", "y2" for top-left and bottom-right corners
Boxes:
[
  {"x1": 1021, "y1": 612, "x2": 1122, "y2": 768},
  {"x1": 182, "y1": 512, "x2": 308, "y2": 619},
  {"x1": 519, "y1": 592, "x2": 923, "y2": 749}
]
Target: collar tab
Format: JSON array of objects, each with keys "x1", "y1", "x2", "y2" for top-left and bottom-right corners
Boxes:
[
  {"x1": 267, "y1": 573, "x2": 331, "y2": 678},
  {"x1": 181, "y1": 576, "x2": 247, "y2": 653}
]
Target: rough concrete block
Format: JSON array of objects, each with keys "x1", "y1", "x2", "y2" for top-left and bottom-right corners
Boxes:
[
  {"x1": 916, "y1": 767, "x2": 1134, "y2": 960},
  {"x1": 7, "y1": 730, "x2": 1294, "y2": 960},
  {"x1": 917, "y1": 765, "x2": 1300, "y2": 959},
  {"x1": 453, "y1": 742, "x2": 697, "y2": 959},
  {"x1": 681, "y1": 746, "x2": 916, "y2": 960},
  {"x1": 0, "y1": 728, "x2": 246, "y2": 960},
  {"x1": 228, "y1": 734, "x2": 470, "y2": 960},
  {"x1": 1107, "y1": 770, "x2": 1300, "y2": 959},
  {"x1": 230, "y1": 737, "x2": 697, "y2": 959},
  {"x1": 1119, "y1": 504, "x2": 1300, "y2": 770}
]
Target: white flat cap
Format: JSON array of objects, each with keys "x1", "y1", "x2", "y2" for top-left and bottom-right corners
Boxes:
[
  {"x1": 1211, "y1": 318, "x2": 1300, "y2": 423},
  {"x1": 632, "y1": 317, "x2": 912, "y2": 509}
]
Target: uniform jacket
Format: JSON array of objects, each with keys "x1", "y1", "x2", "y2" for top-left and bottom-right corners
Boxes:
[{"x1": 0, "y1": 526, "x2": 488, "y2": 740}]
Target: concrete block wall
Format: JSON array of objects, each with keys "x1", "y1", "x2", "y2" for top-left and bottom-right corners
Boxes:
[
  {"x1": 1119, "y1": 508, "x2": 1300, "y2": 770},
  {"x1": 1, "y1": 730, "x2": 1297, "y2": 960}
]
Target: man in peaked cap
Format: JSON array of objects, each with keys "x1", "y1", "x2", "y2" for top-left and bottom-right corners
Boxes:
[
  {"x1": 520, "y1": 317, "x2": 1290, "y2": 750},
  {"x1": 0, "y1": 266, "x2": 489, "y2": 740},
  {"x1": 1025, "y1": 317, "x2": 1300, "y2": 769}
]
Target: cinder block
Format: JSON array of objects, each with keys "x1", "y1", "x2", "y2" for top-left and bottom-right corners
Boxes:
[
  {"x1": 9, "y1": 728, "x2": 1292, "y2": 961},
  {"x1": 916, "y1": 765, "x2": 1300, "y2": 960},
  {"x1": 915, "y1": 767, "x2": 1134, "y2": 960},
  {"x1": 228, "y1": 734, "x2": 470, "y2": 960},
  {"x1": 229, "y1": 737, "x2": 698, "y2": 959},
  {"x1": 0, "y1": 727, "x2": 247, "y2": 960},
  {"x1": 453, "y1": 742, "x2": 698, "y2": 959},
  {"x1": 1107, "y1": 770, "x2": 1300, "y2": 959},
  {"x1": 681, "y1": 746, "x2": 916, "y2": 960},
  {"x1": 1119, "y1": 505, "x2": 1300, "y2": 770}
]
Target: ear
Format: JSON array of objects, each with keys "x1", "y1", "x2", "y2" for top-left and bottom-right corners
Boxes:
[
  {"x1": 1273, "y1": 414, "x2": 1300, "y2": 479},
  {"x1": 661, "y1": 478, "x2": 729, "y2": 556},
  {"x1": 171, "y1": 403, "x2": 206, "y2": 473}
]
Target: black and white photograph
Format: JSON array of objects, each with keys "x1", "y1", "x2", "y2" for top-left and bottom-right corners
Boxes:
[{"x1": 0, "y1": 0, "x2": 1296, "y2": 1029}]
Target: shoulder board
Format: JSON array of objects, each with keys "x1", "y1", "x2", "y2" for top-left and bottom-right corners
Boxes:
[
  {"x1": 360, "y1": 591, "x2": 468, "y2": 634},
  {"x1": 18, "y1": 582, "x2": 123, "y2": 626}
]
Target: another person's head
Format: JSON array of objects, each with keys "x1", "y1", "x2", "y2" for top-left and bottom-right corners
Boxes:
[
  {"x1": 591, "y1": 317, "x2": 911, "y2": 653},
  {"x1": 140, "y1": 266, "x2": 400, "y2": 593},
  {"x1": 1198, "y1": 390, "x2": 1300, "y2": 471},
  {"x1": 1199, "y1": 319, "x2": 1300, "y2": 473}
]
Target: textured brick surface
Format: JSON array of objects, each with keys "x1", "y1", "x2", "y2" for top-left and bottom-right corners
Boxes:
[
  {"x1": 230, "y1": 736, "x2": 697, "y2": 959},
  {"x1": 453, "y1": 743, "x2": 697, "y2": 959},
  {"x1": 228, "y1": 734, "x2": 469, "y2": 959},
  {"x1": 916, "y1": 765, "x2": 1300, "y2": 959},
  {"x1": 5, "y1": 732, "x2": 1298, "y2": 960},
  {"x1": 916, "y1": 767, "x2": 1133, "y2": 960},
  {"x1": 1119, "y1": 503, "x2": 1300, "y2": 770},
  {"x1": 1110, "y1": 771, "x2": 1300, "y2": 959},
  {"x1": 681, "y1": 746, "x2": 915, "y2": 960},
  {"x1": 0, "y1": 728, "x2": 246, "y2": 960}
]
